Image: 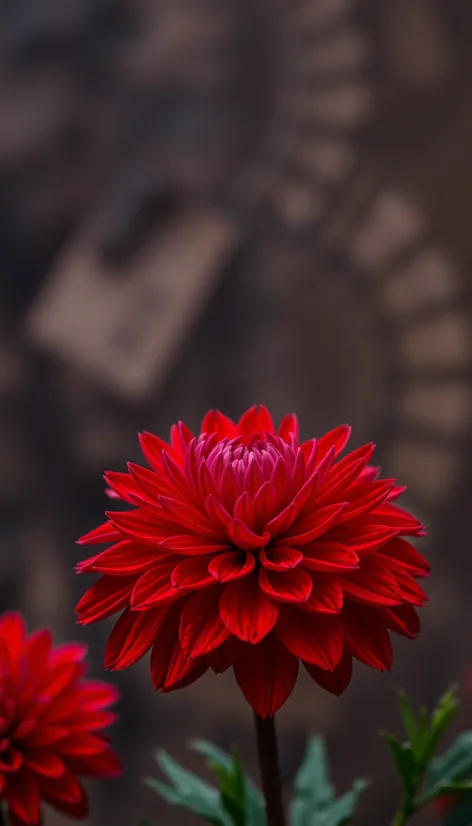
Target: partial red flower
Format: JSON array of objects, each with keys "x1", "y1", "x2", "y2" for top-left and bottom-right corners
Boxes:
[
  {"x1": 76, "y1": 406, "x2": 429, "y2": 718},
  {"x1": 0, "y1": 611, "x2": 121, "y2": 826}
]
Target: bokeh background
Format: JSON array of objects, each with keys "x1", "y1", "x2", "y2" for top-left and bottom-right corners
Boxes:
[{"x1": 1, "y1": 0, "x2": 472, "y2": 823}]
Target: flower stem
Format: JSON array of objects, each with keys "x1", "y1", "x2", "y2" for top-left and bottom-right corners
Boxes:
[{"x1": 253, "y1": 713, "x2": 286, "y2": 826}]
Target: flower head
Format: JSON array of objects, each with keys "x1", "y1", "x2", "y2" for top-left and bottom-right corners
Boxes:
[
  {"x1": 0, "y1": 612, "x2": 120, "y2": 826},
  {"x1": 76, "y1": 406, "x2": 429, "y2": 718}
]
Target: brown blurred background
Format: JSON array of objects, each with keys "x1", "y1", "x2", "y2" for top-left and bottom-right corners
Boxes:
[{"x1": 1, "y1": 0, "x2": 472, "y2": 823}]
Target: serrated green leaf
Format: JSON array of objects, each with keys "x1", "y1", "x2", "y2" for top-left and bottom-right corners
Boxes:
[
  {"x1": 189, "y1": 739, "x2": 266, "y2": 826},
  {"x1": 291, "y1": 738, "x2": 367, "y2": 826},
  {"x1": 293, "y1": 737, "x2": 334, "y2": 804},
  {"x1": 418, "y1": 731, "x2": 472, "y2": 804},
  {"x1": 148, "y1": 751, "x2": 233, "y2": 826}
]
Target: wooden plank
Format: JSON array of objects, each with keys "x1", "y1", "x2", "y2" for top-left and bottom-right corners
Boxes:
[{"x1": 26, "y1": 208, "x2": 240, "y2": 401}]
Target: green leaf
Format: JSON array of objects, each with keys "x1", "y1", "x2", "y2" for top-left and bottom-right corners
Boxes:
[
  {"x1": 290, "y1": 737, "x2": 367, "y2": 826},
  {"x1": 313, "y1": 780, "x2": 369, "y2": 826},
  {"x1": 417, "y1": 686, "x2": 459, "y2": 771},
  {"x1": 293, "y1": 737, "x2": 334, "y2": 804},
  {"x1": 419, "y1": 731, "x2": 472, "y2": 804},
  {"x1": 190, "y1": 740, "x2": 234, "y2": 774},
  {"x1": 189, "y1": 739, "x2": 266, "y2": 826},
  {"x1": 383, "y1": 734, "x2": 417, "y2": 799},
  {"x1": 220, "y1": 749, "x2": 247, "y2": 826},
  {"x1": 146, "y1": 750, "x2": 233, "y2": 826},
  {"x1": 398, "y1": 692, "x2": 418, "y2": 749}
]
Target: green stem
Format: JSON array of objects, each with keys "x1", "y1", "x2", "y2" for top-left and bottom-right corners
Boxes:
[{"x1": 253, "y1": 713, "x2": 286, "y2": 826}]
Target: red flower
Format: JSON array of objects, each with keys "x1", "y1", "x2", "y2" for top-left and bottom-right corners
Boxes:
[
  {"x1": 0, "y1": 612, "x2": 120, "y2": 826},
  {"x1": 76, "y1": 406, "x2": 429, "y2": 718}
]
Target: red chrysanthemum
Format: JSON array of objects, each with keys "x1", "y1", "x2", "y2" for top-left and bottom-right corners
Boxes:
[
  {"x1": 76, "y1": 406, "x2": 429, "y2": 718},
  {"x1": 0, "y1": 611, "x2": 121, "y2": 826}
]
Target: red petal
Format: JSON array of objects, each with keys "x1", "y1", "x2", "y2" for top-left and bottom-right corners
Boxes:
[
  {"x1": 253, "y1": 482, "x2": 278, "y2": 527},
  {"x1": 234, "y1": 634, "x2": 299, "y2": 717},
  {"x1": 302, "y1": 577, "x2": 344, "y2": 614},
  {"x1": 237, "y1": 405, "x2": 274, "y2": 439},
  {"x1": 162, "y1": 653, "x2": 208, "y2": 692},
  {"x1": 25, "y1": 752, "x2": 64, "y2": 778},
  {"x1": 149, "y1": 606, "x2": 181, "y2": 689},
  {"x1": 0, "y1": 612, "x2": 26, "y2": 666},
  {"x1": 149, "y1": 604, "x2": 209, "y2": 691},
  {"x1": 205, "y1": 494, "x2": 232, "y2": 531},
  {"x1": 278, "y1": 414, "x2": 299, "y2": 443},
  {"x1": 219, "y1": 575, "x2": 280, "y2": 643},
  {"x1": 315, "y1": 424, "x2": 352, "y2": 460},
  {"x1": 197, "y1": 459, "x2": 217, "y2": 501},
  {"x1": 260, "y1": 546, "x2": 303, "y2": 570},
  {"x1": 159, "y1": 497, "x2": 221, "y2": 537},
  {"x1": 73, "y1": 748, "x2": 121, "y2": 778},
  {"x1": 105, "y1": 607, "x2": 164, "y2": 669},
  {"x1": 208, "y1": 551, "x2": 255, "y2": 582},
  {"x1": 171, "y1": 557, "x2": 214, "y2": 590},
  {"x1": 127, "y1": 462, "x2": 165, "y2": 500},
  {"x1": 228, "y1": 519, "x2": 270, "y2": 552},
  {"x1": 276, "y1": 608, "x2": 343, "y2": 669},
  {"x1": 244, "y1": 461, "x2": 266, "y2": 501},
  {"x1": 201, "y1": 410, "x2": 237, "y2": 439},
  {"x1": 337, "y1": 480, "x2": 394, "y2": 523},
  {"x1": 77, "y1": 522, "x2": 120, "y2": 545},
  {"x1": 327, "y1": 526, "x2": 399, "y2": 557},
  {"x1": 233, "y1": 492, "x2": 255, "y2": 529},
  {"x1": 302, "y1": 542, "x2": 359, "y2": 572},
  {"x1": 103, "y1": 470, "x2": 142, "y2": 503},
  {"x1": 76, "y1": 577, "x2": 134, "y2": 625},
  {"x1": 6, "y1": 769, "x2": 40, "y2": 824},
  {"x1": 304, "y1": 649, "x2": 353, "y2": 695},
  {"x1": 138, "y1": 431, "x2": 168, "y2": 472},
  {"x1": 259, "y1": 567, "x2": 313, "y2": 603},
  {"x1": 161, "y1": 535, "x2": 231, "y2": 556},
  {"x1": 283, "y1": 503, "x2": 347, "y2": 546},
  {"x1": 206, "y1": 636, "x2": 245, "y2": 673},
  {"x1": 340, "y1": 557, "x2": 402, "y2": 607},
  {"x1": 377, "y1": 537, "x2": 430, "y2": 576},
  {"x1": 131, "y1": 564, "x2": 179, "y2": 609},
  {"x1": 76, "y1": 540, "x2": 160, "y2": 575},
  {"x1": 179, "y1": 587, "x2": 230, "y2": 657},
  {"x1": 393, "y1": 569, "x2": 428, "y2": 606},
  {"x1": 343, "y1": 603, "x2": 392, "y2": 670},
  {"x1": 362, "y1": 504, "x2": 425, "y2": 536},
  {"x1": 24, "y1": 628, "x2": 52, "y2": 675},
  {"x1": 317, "y1": 446, "x2": 375, "y2": 504},
  {"x1": 382, "y1": 604, "x2": 420, "y2": 639},
  {"x1": 107, "y1": 510, "x2": 163, "y2": 545},
  {"x1": 264, "y1": 471, "x2": 319, "y2": 536}
]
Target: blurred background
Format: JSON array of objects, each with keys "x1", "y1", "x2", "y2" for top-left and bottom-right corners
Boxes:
[{"x1": 0, "y1": 0, "x2": 472, "y2": 823}]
